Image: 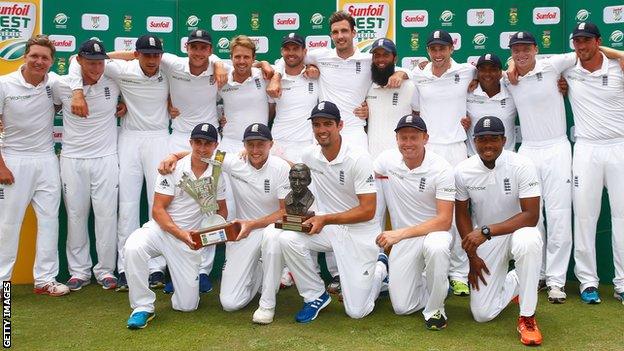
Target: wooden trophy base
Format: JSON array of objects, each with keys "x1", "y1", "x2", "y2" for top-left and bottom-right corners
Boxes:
[
  {"x1": 191, "y1": 221, "x2": 241, "y2": 250},
  {"x1": 275, "y1": 212, "x2": 314, "y2": 233}
]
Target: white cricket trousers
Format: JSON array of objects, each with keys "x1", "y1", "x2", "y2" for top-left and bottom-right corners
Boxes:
[
  {"x1": 470, "y1": 227, "x2": 542, "y2": 322},
  {"x1": 168, "y1": 130, "x2": 216, "y2": 276},
  {"x1": 280, "y1": 224, "x2": 387, "y2": 319},
  {"x1": 573, "y1": 138, "x2": 624, "y2": 294},
  {"x1": 61, "y1": 155, "x2": 118, "y2": 281},
  {"x1": 124, "y1": 221, "x2": 202, "y2": 313},
  {"x1": 389, "y1": 231, "x2": 452, "y2": 320},
  {"x1": 0, "y1": 153, "x2": 61, "y2": 286},
  {"x1": 518, "y1": 137, "x2": 572, "y2": 288},
  {"x1": 219, "y1": 225, "x2": 283, "y2": 311},
  {"x1": 426, "y1": 141, "x2": 468, "y2": 284},
  {"x1": 116, "y1": 130, "x2": 169, "y2": 275}
]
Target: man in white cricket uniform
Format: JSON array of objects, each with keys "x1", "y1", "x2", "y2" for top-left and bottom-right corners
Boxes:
[
  {"x1": 564, "y1": 22, "x2": 624, "y2": 304},
  {"x1": 279, "y1": 101, "x2": 388, "y2": 322},
  {"x1": 269, "y1": 33, "x2": 318, "y2": 163},
  {"x1": 69, "y1": 34, "x2": 171, "y2": 289},
  {"x1": 268, "y1": 11, "x2": 408, "y2": 151},
  {"x1": 53, "y1": 40, "x2": 121, "y2": 291},
  {"x1": 0, "y1": 35, "x2": 69, "y2": 296},
  {"x1": 124, "y1": 123, "x2": 226, "y2": 329},
  {"x1": 159, "y1": 123, "x2": 291, "y2": 324},
  {"x1": 455, "y1": 116, "x2": 543, "y2": 346},
  {"x1": 365, "y1": 38, "x2": 418, "y2": 232},
  {"x1": 503, "y1": 31, "x2": 578, "y2": 303},
  {"x1": 374, "y1": 115, "x2": 454, "y2": 330},
  {"x1": 411, "y1": 29, "x2": 476, "y2": 296},
  {"x1": 466, "y1": 54, "x2": 517, "y2": 156}
]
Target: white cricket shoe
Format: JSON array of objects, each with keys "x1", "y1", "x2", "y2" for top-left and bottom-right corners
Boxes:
[
  {"x1": 547, "y1": 286, "x2": 566, "y2": 304},
  {"x1": 252, "y1": 306, "x2": 275, "y2": 324}
]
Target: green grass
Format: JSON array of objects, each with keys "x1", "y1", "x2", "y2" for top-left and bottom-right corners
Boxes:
[{"x1": 7, "y1": 282, "x2": 623, "y2": 350}]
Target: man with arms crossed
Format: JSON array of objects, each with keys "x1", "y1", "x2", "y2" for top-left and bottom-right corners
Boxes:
[
  {"x1": 375, "y1": 115, "x2": 454, "y2": 330},
  {"x1": 0, "y1": 35, "x2": 69, "y2": 296},
  {"x1": 278, "y1": 101, "x2": 388, "y2": 322},
  {"x1": 455, "y1": 116, "x2": 543, "y2": 346},
  {"x1": 124, "y1": 123, "x2": 226, "y2": 329}
]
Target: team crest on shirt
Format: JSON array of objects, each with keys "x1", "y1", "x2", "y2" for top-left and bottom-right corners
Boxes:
[
  {"x1": 500, "y1": 99, "x2": 507, "y2": 108},
  {"x1": 339, "y1": 170, "x2": 345, "y2": 185},
  {"x1": 104, "y1": 87, "x2": 111, "y2": 100},
  {"x1": 536, "y1": 72, "x2": 543, "y2": 82},
  {"x1": 419, "y1": 177, "x2": 427, "y2": 192},
  {"x1": 46, "y1": 86, "x2": 53, "y2": 99},
  {"x1": 254, "y1": 78, "x2": 262, "y2": 89},
  {"x1": 0, "y1": 188, "x2": 4, "y2": 200},
  {"x1": 264, "y1": 179, "x2": 270, "y2": 193},
  {"x1": 355, "y1": 61, "x2": 361, "y2": 74},
  {"x1": 158, "y1": 75, "x2": 164, "y2": 82},
  {"x1": 602, "y1": 75, "x2": 609, "y2": 86},
  {"x1": 308, "y1": 82, "x2": 314, "y2": 93},
  {"x1": 392, "y1": 92, "x2": 399, "y2": 106},
  {"x1": 454, "y1": 74, "x2": 460, "y2": 84},
  {"x1": 574, "y1": 175, "x2": 579, "y2": 187},
  {"x1": 209, "y1": 75, "x2": 215, "y2": 85},
  {"x1": 503, "y1": 178, "x2": 511, "y2": 194}
]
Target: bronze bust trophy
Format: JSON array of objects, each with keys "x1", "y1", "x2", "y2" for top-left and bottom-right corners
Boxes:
[{"x1": 276, "y1": 163, "x2": 315, "y2": 232}]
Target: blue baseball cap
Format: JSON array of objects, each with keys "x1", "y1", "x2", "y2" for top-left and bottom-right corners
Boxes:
[{"x1": 370, "y1": 38, "x2": 396, "y2": 55}]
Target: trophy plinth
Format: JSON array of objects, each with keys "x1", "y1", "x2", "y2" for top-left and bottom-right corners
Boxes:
[
  {"x1": 191, "y1": 220, "x2": 241, "y2": 250},
  {"x1": 275, "y1": 211, "x2": 314, "y2": 233}
]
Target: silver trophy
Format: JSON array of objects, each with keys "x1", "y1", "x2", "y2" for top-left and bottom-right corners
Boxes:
[{"x1": 178, "y1": 172, "x2": 219, "y2": 214}]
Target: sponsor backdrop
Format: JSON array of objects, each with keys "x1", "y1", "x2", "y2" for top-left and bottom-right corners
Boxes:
[{"x1": 6, "y1": 0, "x2": 622, "y2": 282}]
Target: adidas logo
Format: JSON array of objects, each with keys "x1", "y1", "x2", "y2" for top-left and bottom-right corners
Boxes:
[{"x1": 160, "y1": 179, "x2": 170, "y2": 187}]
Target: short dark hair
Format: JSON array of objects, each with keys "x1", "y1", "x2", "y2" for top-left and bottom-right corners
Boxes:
[
  {"x1": 25, "y1": 34, "x2": 55, "y2": 57},
  {"x1": 329, "y1": 11, "x2": 355, "y2": 30}
]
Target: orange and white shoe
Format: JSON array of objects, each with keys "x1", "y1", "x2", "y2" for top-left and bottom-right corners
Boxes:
[
  {"x1": 517, "y1": 315, "x2": 543, "y2": 346},
  {"x1": 33, "y1": 281, "x2": 70, "y2": 297}
]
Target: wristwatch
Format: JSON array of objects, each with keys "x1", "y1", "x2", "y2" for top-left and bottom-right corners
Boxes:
[{"x1": 481, "y1": 225, "x2": 492, "y2": 240}]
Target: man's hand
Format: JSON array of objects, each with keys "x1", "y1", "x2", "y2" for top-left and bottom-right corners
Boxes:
[
  {"x1": 376, "y1": 229, "x2": 403, "y2": 250},
  {"x1": 158, "y1": 154, "x2": 179, "y2": 175},
  {"x1": 353, "y1": 101, "x2": 369, "y2": 120},
  {"x1": 219, "y1": 116, "x2": 227, "y2": 129},
  {"x1": 179, "y1": 230, "x2": 197, "y2": 250},
  {"x1": 467, "y1": 78, "x2": 479, "y2": 93},
  {"x1": 620, "y1": 58, "x2": 624, "y2": 71},
  {"x1": 417, "y1": 60, "x2": 429, "y2": 70},
  {"x1": 71, "y1": 90, "x2": 89, "y2": 117},
  {"x1": 259, "y1": 61, "x2": 275, "y2": 80},
  {"x1": 115, "y1": 102, "x2": 127, "y2": 117},
  {"x1": 462, "y1": 228, "x2": 487, "y2": 255},
  {"x1": 234, "y1": 219, "x2": 255, "y2": 241},
  {"x1": 168, "y1": 105, "x2": 180, "y2": 119},
  {"x1": 303, "y1": 215, "x2": 327, "y2": 234},
  {"x1": 505, "y1": 60, "x2": 519, "y2": 85},
  {"x1": 303, "y1": 64, "x2": 320, "y2": 79},
  {"x1": 266, "y1": 76, "x2": 282, "y2": 98},
  {"x1": 214, "y1": 62, "x2": 228, "y2": 89},
  {"x1": 461, "y1": 115, "x2": 471, "y2": 131},
  {"x1": 557, "y1": 75, "x2": 569, "y2": 95},
  {"x1": 386, "y1": 71, "x2": 407, "y2": 88},
  {"x1": 468, "y1": 255, "x2": 490, "y2": 291},
  {"x1": 0, "y1": 165, "x2": 15, "y2": 185}
]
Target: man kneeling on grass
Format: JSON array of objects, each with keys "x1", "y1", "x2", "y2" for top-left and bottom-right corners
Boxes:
[{"x1": 124, "y1": 123, "x2": 227, "y2": 329}]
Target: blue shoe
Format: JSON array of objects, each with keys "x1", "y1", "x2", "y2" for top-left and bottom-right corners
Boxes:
[
  {"x1": 378, "y1": 253, "x2": 389, "y2": 294},
  {"x1": 149, "y1": 271, "x2": 165, "y2": 289},
  {"x1": 116, "y1": 272, "x2": 128, "y2": 292},
  {"x1": 163, "y1": 281, "x2": 174, "y2": 294},
  {"x1": 295, "y1": 292, "x2": 331, "y2": 323},
  {"x1": 580, "y1": 287, "x2": 601, "y2": 304},
  {"x1": 199, "y1": 273, "x2": 213, "y2": 293},
  {"x1": 614, "y1": 291, "x2": 624, "y2": 305},
  {"x1": 127, "y1": 311, "x2": 155, "y2": 329}
]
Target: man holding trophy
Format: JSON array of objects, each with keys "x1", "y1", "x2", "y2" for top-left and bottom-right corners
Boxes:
[{"x1": 124, "y1": 122, "x2": 227, "y2": 329}]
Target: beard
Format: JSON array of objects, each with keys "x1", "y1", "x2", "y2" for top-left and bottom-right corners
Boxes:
[{"x1": 371, "y1": 62, "x2": 396, "y2": 86}]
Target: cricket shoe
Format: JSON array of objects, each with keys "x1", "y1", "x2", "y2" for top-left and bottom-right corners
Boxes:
[
  {"x1": 517, "y1": 315, "x2": 542, "y2": 346},
  {"x1": 66, "y1": 277, "x2": 90, "y2": 291},
  {"x1": 127, "y1": 311, "x2": 155, "y2": 329},
  {"x1": 327, "y1": 275, "x2": 341, "y2": 295},
  {"x1": 295, "y1": 292, "x2": 331, "y2": 323},
  {"x1": 252, "y1": 306, "x2": 275, "y2": 324},
  {"x1": 280, "y1": 268, "x2": 294, "y2": 289},
  {"x1": 149, "y1": 271, "x2": 165, "y2": 289},
  {"x1": 450, "y1": 279, "x2": 470, "y2": 296},
  {"x1": 100, "y1": 276, "x2": 118, "y2": 290},
  {"x1": 580, "y1": 287, "x2": 601, "y2": 304},
  {"x1": 547, "y1": 286, "x2": 566, "y2": 304},
  {"x1": 425, "y1": 311, "x2": 447, "y2": 331},
  {"x1": 33, "y1": 281, "x2": 70, "y2": 297},
  {"x1": 116, "y1": 272, "x2": 129, "y2": 292},
  {"x1": 614, "y1": 291, "x2": 624, "y2": 305}
]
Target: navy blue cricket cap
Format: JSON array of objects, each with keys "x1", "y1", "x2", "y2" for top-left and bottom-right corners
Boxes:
[
  {"x1": 476, "y1": 53, "x2": 502, "y2": 69},
  {"x1": 188, "y1": 29, "x2": 212, "y2": 45},
  {"x1": 572, "y1": 22, "x2": 601, "y2": 39},
  {"x1": 78, "y1": 39, "x2": 109, "y2": 60},
  {"x1": 370, "y1": 38, "x2": 397, "y2": 55},
  {"x1": 508, "y1": 31, "x2": 537, "y2": 47},
  {"x1": 281, "y1": 32, "x2": 305, "y2": 48},
  {"x1": 427, "y1": 30, "x2": 453, "y2": 47},
  {"x1": 190, "y1": 123, "x2": 218, "y2": 142},
  {"x1": 473, "y1": 116, "x2": 505, "y2": 137},
  {"x1": 309, "y1": 101, "x2": 341, "y2": 121},
  {"x1": 135, "y1": 34, "x2": 163, "y2": 54},
  {"x1": 243, "y1": 123, "x2": 272, "y2": 141},
  {"x1": 394, "y1": 114, "x2": 427, "y2": 133}
]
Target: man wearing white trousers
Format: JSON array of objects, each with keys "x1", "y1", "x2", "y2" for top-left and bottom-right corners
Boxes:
[
  {"x1": 279, "y1": 101, "x2": 388, "y2": 322},
  {"x1": 410, "y1": 29, "x2": 476, "y2": 296},
  {"x1": 124, "y1": 123, "x2": 226, "y2": 329},
  {"x1": 160, "y1": 123, "x2": 291, "y2": 324},
  {"x1": 70, "y1": 34, "x2": 171, "y2": 290},
  {"x1": 374, "y1": 115, "x2": 454, "y2": 330},
  {"x1": 564, "y1": 22, "x2": 624, "y2": 304},
  {"x1": 53, "y1": 39, "x2": 121, "y2": 291},
  {"x1": 455, "y1": 116, "x2": 543, "y2": 346},
  {"x1": 0, "y1": 35, "x2": 69, "y2": 297}
]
